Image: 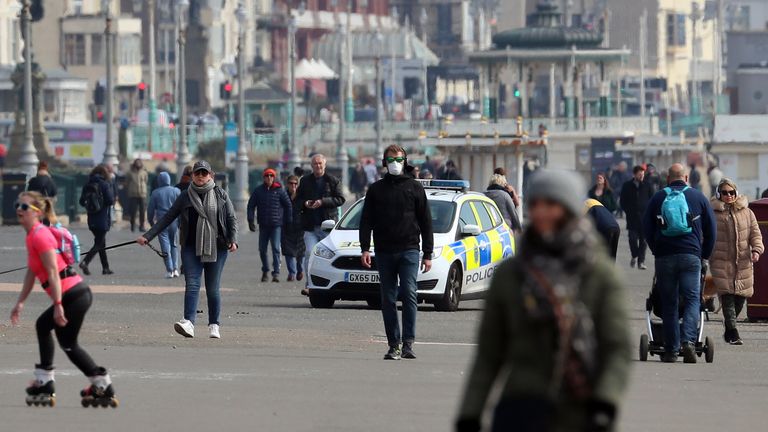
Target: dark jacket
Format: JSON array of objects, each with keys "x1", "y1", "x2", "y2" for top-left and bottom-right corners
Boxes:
[
  {"x1": 27, "y1": 173, "x2": 57, "y2": 198},
  {"x1": 586, "y1": 199, "x2": 620, "y2": 245},
  {"x1": 642, "y1": 180, "x2": 716, "y2": 259},
  {"x1": 281, "y1": 194, "x2": 306, "y2": 258},
  {"x1": 143, "y1": 185, "x2": 238, "y2": 249},
  {"x1": 485, "y1": 185, "x2": 522, "y2": 231},
  {"x1": 620, "y1": 179, "x2": 653, "y2": 231},
  {"x1": 79, "y1": 174, "x2": 115, "y2": 232},
  {"x1": 295, "y1": 172, "x2": 346, "y2": 231},
  {"x1": 359, "y1": 174, "x2": 434, "y2": 259},
  {"x1": 247, "y1": 181, "x2": 292, "y2": 228},
  {"x1": 588, "y1": 186, "x2": 617, "y2": 212}
]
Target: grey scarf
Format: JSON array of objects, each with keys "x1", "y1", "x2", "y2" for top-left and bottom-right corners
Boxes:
[{"x1": 188, "y1": 180, "x2": 218, "y2": 262}]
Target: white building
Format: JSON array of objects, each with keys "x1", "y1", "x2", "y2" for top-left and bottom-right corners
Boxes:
[{"x1": 713, "y1": 114, "x2": 768, "y2": 198}]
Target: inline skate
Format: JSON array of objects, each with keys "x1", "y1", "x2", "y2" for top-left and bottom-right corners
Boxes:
[
  {"x1": 81, "y1": 368, "x2": 118, "y2": 408},
  {"x1": 26, "y1": 367, "x2": 56, "y2": 407}
]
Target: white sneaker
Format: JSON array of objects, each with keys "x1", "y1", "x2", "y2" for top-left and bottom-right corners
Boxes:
[
  {"x1": 165, "y1": 271, "x2": 174, "y2": 279},
  {"x1": 174, "y1": 319, "x2": 194, "y2": 338},
  {"x1": 209, "y1": 324, "x2": 221, "y2": 339},
  {"x1": 173, "y1": 269, "x2": 180, "y2": 278}
]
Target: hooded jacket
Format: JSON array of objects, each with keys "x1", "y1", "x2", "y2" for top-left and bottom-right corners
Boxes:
[
  {"x1": 247, "y1": 181, "x2": 292, "y2": 228},
  {"x1": 148, "y1": 172, "x2": 181, "y2": 225},
  {"x1": 359, "y1": 174, "x2": 434, "y2": 259},
  {"x1": 709, "y1": 195, "x2": 764, "y2": 297},
  {"x1": 80, "y1": 174, "x2": 115, "y2": 232}
]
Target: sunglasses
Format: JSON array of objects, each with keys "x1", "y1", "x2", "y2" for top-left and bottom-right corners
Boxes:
[
  {"x1": 15, "y1": 202, "x2": 40, "y2": 212},
  {"x1": 719, "y1": 190, "x2": 737, "y2": 197},
  {"x1": 193, "y1": 170, "x2": 210, "y2": 177},
  {"x1": 263, "y1": 174, "x2": 275, "y2": 178},
  {"x1": 288, "y1": 182, "x2": 298, "y2": 185},
  {"x1": 385, "y1": 157, "x2": 405, "y2": 163}
]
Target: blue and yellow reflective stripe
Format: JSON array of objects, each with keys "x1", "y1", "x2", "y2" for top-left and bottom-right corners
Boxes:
[
  {"x1": 476, "y1": 232, "x2": 492, "y2": 267},
  {"x1": 486, "y1": 228, "x2": 503, "y2": 262},
  {"x1": 463, "y1": 235, "x2": 480, "y2": 270}
]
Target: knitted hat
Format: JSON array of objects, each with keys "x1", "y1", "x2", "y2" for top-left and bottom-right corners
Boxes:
[
  {"x1": 525, "y1": 169, "x2": 586, "y2": 216},
  {"x1": 263, "y1": 168, "x2": 277, "y2": 177}
]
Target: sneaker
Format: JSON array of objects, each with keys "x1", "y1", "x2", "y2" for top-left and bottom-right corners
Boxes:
[
  {"x1": 661, "y1": 352, "x2": 678, "y2": 363},
  {"x1": 174, "y1": 319, "x2": 194, "y2": 338},
  {"x1": 287, "y1": 275, "x2": 295, "y2": 282},
  {"x1": 402, "y1": 342, "x2": 417, "y2": 359},
  {"x1": 172, "y1": 269, "x2": 180, "y2": 278},
  {"x1": 272, "y1": 275, "x2": 280, "y2": 283},
  {"x1": 261, "y1": 272, "x2": 269, "y2": 282},
  {"x1": 630, "y1": 258, "x2": 637, "y2": 268},
  {"x1": 79, "y1": 262, "x2": 91, "y2": 276},
  {"x1": 209, "y1": 324, "x2": 221, "y2": 339},
  {"x1": 296, "y1": 272, "x2": 304, "y2": 282},
  {"x1": 730, "y1": 329, "x2": 743, "y2": 345},
  {"x1": 165, "y1": 271, "x2": 174, "y2": 279},
  {"x1": 638, "y1": 262, "x2": 648, "y2": 270},
  {"x1": 682, "y1": 342, "x2": 697, "y2": 364},
  {"x1": 383, "y1": 345, "x2": 401, "y2": 360},
  {"x1": 102, "y1": 268, "x2": 114, "y2": 275}
]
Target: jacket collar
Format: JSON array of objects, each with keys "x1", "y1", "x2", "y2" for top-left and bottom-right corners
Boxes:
[
  {"x1": 710, "y1": 194, "x2": 748, "y2": 212},
  {"x1": 669, "y1": 180, "x2": 687, "y2": 187},
  {"x1": 264, "y1": 181, "x2": 282, "y2": 190}
]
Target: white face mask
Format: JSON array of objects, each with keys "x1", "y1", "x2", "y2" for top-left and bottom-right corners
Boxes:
[{"x1": 387, "y1": 161, "x2": 404, "y2": 176}]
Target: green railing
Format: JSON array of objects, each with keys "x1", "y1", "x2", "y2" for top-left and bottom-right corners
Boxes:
[{"x1": 131, "y1": 125, "x2": 285, "y2": 156}]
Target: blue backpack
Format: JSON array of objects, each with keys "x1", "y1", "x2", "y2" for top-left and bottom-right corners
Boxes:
[{"x1": 660, "y1": 186, "x2": 692, "y2": 236}]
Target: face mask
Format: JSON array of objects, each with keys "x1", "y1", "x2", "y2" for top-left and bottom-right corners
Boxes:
[{"x1": 387, "y1": 162, "x2": 403, "y2": 176}]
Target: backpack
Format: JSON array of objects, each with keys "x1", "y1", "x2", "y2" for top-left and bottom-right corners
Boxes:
[
  {"x1": 660, "y1": 186, "x2": 692, "y2": 236},
  {"x1": 34, "y1": 223, "x2": 81, "y2": 265},
  {"x1": 80, "y1": 182, "x2": 104, "y2": 214}
]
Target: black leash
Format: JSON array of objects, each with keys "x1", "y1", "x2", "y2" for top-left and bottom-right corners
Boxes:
[{"x1": 0, "y1": 240, "x2": 167, "y2": 276}]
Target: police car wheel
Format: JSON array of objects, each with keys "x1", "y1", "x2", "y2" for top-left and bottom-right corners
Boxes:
[
  {"x1": 309, "y1": 291, "x2": 336, "y2": 309},
  {"x1": 435, "y1": 263, "x2": 462, "y2": 312}
]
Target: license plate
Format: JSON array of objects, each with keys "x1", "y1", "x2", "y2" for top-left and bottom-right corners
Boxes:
[{"x1": 345, "y1": 272, "x2": 380, "y2": 283}]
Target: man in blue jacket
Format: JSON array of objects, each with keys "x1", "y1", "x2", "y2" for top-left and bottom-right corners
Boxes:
[
  {"x1": 643, "y1": 163, "x2": 716, "y2": 363},
  {"x1": 148, "y1": 172, "x2": 181, "y2": 278},
  {"x1": 247, "y1": 168, "x2": 292, "y2": 282}
]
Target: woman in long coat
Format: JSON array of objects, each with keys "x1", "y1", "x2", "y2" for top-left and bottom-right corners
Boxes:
[{"x1": 709, "y1": 178, "x2": 763, "y2": 345}]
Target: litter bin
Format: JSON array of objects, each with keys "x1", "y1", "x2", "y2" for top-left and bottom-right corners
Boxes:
[
  {"x1": 2, "y1": 172, "x2": 28, "y2": 225},
  {"x1": 214, "y1": 172, "x2": 228, "y2": 192},
  {"x1": 748, "y1": 199, "x2": 768, "y2": 320}
]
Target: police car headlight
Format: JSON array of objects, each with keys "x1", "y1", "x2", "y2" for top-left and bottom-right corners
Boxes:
[
  {"x1": 313, "y1": 243, "x2": 336, "y2": 260},
  {"x1": 431, "y1": 246, "x2": 443, "y2": 259}
]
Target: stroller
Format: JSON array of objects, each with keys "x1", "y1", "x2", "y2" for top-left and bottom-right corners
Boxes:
[{"x1": 639, "y1": 266, "x2": 714, "y2": 363}]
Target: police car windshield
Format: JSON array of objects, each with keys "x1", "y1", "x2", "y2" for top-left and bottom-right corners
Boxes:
[{"x1": 338, "y1": 200, "x2": 456, "y2": 233}]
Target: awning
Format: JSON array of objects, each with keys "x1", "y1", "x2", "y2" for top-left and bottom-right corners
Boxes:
[{"x1": 294, "y1": 58, "x2": 337, "y2": 80}]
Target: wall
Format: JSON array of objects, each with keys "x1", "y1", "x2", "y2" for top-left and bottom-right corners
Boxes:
[{"x1": 735, "y1": 68, "x2": 768, "y2": 114}]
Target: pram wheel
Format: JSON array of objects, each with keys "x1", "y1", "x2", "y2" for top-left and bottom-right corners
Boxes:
[
  {"x1": 705, "y1": 336, "x2": 714, "y2": 363},
  {"x1": 639, "y1": 334, "x2": 649, "y2": 361}
]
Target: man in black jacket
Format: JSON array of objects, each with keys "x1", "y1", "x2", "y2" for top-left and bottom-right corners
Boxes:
[
  {"x1": 27, "y1": 161, "x2": 57, "y2": 198},
  {"x1": 360, "y1": 145, "x2": 434, "y2": 361},
  {"x1": 620, "y1": 165, "x2": 654, "y2": 269},
  {"x1": 295, "y1": 154, "x2": 345, "y2": 275}
]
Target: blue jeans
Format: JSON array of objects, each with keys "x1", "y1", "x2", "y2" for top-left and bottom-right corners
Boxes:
[
  {"x1": 259, "y1": 226, "x2": 281, "y2": 275},
  {"x1": 376, "y1": 250, "x2": 420, "y2": 347},
  {"x1": 655, "y1": 254, "x2": 701, "y2": 353},
  {"x1": 181, "y1": 245, "x2": 228, "y2": 325},
  {"x1": 285, "y1": 256, "x2": 304, "y2": 276},
  {"x1": 303, "y1": 227, "x2": 328, "y2": 274},
  {"x1": 157, "y1": 222, "x2": 179, "y2": 273}
]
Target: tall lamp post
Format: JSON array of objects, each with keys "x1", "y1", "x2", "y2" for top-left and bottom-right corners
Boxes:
[
  {"x1": 374, "y1": 30, "x2": 383, "y2": 157},
  {"x1": 101, "y1": 0, "x2": 118, "y2": 168},
  {"x1": 331, "y1": 0, "x2": 349, "y2": 192},
  {"x1": 287, "y1": 3, "x2": 305, "y2": 170},
  {"x1": 233, "y1": 2, "x2": 248, "y2": 212},
  {"x1": 19, "y1": 0, "x2": 38, "y2": 178},
  {"x1": 148, "y1": 0, "x2": 157, "y2": 152},
  {"x1": 175, "y1": 0, "x2": 191, "y2": 176},
  {"x1": 419, "y1": 7, "x2": 428, "y2": 113}
]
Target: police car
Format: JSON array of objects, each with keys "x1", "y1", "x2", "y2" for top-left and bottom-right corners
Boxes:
[{"x1": 306, "y1": 180, "x2": 516, "y2": 311}]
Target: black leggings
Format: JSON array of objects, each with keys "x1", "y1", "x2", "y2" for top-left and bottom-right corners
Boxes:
[
  {"x1": 36, "y1": 283, "x2": 101, "y2": 376},
  {"x1": 84, "y1": 228, "x2": 109, "y2": 269}
]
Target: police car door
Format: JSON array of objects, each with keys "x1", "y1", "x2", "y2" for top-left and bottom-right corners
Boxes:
[
  {"x1": 457, "y1": 201, "x2": 481, "y2": 291},
  {"x1": 463, "y1": 201, "x2": 495, "y2": 294}
]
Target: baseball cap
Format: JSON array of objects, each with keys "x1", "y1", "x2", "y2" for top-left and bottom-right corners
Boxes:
[
  {"x1": 193, "y1": 160, "x2": 212, "y2": 173},
  {"x1": 263, "y1": 168, "x2": 277, "y2": 177}
]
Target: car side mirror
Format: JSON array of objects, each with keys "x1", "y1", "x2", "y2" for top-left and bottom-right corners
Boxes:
[
  {"x1": 321, "y1": 219, "x2": 336, "y2": 231},
  {"x1": 460, "y1": 224, "x2": 481, "y2": 237}
]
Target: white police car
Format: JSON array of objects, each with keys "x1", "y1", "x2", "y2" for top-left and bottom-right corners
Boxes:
[{"x1": 306, "y1": 180, "x2": 516, "y2": 311}]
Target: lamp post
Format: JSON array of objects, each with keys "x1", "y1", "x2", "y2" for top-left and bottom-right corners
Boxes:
[
  {"x1": 148, "y1": 0, "x2": 157, "y2": 152},
  {"x1": 101, "y1": 0, "x2": 118, "y2": 168},
  {"x1": 287, "y1": 3, "x2": 305, "y2": 170},
  {"x1": 374, "y1": 30, "x2": 383, "y2": 157},
  {"x1": 389, "y1": 6, "x2": 397, "y2": 121},
  {"x1": 175, "y1": 0, "x2": 190, "y2": 176},
  {"x1": 19, "y1": 0, "x2": 38, "y2": 178},
  {"x1": 419, "y1": 7, "x2": 428, "y2": 113},
  {"x1": 331, "y1": 0, "x2": 349, "y2": 193},
  {"x1": 234, "y1": 2, "x2": 248, "y2": 212}
]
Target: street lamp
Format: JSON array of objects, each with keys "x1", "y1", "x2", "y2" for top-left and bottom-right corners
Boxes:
[
  {"x1": 419, "y1": 7, "x2": 429, "y2": 112},
  {"x1": 233, "y1": 2, "x2": 248, "y2": 212},
  {"x1": 374, "y1": 30, "x2": 383, "y2": 157},
  {"x1": 330, "y1": 0, "x2": 349, "y2": 193},
  {"x1": 175, "y1": 0, "x2": 190, "y2": 177},
  {"x1": 389, "y1": 6, "x2": 398, "y2": 121},
  {"x1": 101, "y1": 0, "x2": 118, "y2": 169},
  {"x1": 19, "y1": 0, "x2": 38, "y2": 178},
  {"x1": 287, "y1": 2, "x2": 306, "y2": 170}
]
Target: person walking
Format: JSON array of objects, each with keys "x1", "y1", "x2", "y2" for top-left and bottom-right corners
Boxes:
[
  {"x1": 484, "y1": 174, "x2": 522, "y2": 232},
  {"x1": 282, "y1": 175, "x2": 306, "y2": 283},
  {"x1": 247, "y1": 168, "x2": 292, "y2": 283},
  {"x1": 588, "y1": 172, "x2": 617, "y2": 212},
  {"x1": 493, "y1": 167, "x2": 521, "y2": 208},
  {"x1": 709, "y1": 178, "x2": 763, "y2": 345},
  {"x1": 78, "y1": 165, "x2": 115, "y2": 276},
  {"x1": 360, "y1": 145, "x2": 434, "y2": 360},
  {"x1": 643, "y1": 163, "x2": 716, "y2": 363},
  {"x1": 644, "y1": 163, "x2": 663, "y2": 194},
  {"x1": 11, "y1": 191, "x2": 117, "y2": 408},
  {"x1": 137, "y1": 161, "x2": 238, "y2": 339},
  {"x1": 620, "y1": 165, "x2": 654, "y2": 269},
  {"x1": 439, "y1": 160, "x2": 462, "y2": 180},
  {"x1": 456, "y1": 170, "x2": 630, "y2": 432},
  {"x1": 350, "y1": 162, "x2": 368, "y2": 199},
  {"x1": 126, "y1": 159, "x2": 149, "y2": 232},
  {"x1": 148, "y1": 172, "x2": 181, "y2": 278},
  {"x1": 175, "y1": 165, "x2": 193, "y2": 191},
  {"x1": 295, "y1": 154, "x2": 345, "y2": 275},
  {"x1": 27, "y1": 161, "x2": 57, "y2": 199},
  {"x1": 585, "y1": 198, "x2": 621, "y2": 260}
]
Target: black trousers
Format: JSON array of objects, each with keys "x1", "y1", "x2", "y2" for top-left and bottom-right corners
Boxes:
[
  {"x1": 627, "y1": 229, "x2": 647, "y2": 263},
  {"x1": 84, "y1": 228, "x2": 109, "y2": 270},
  {"x1": 128, "y1": 197, "x2": 146, "y2": 230},
  {"x1": 606, "y1": 228, "x2": 621, "y2": 261},
  {"x1": 36, "y1": 283, "x2": 100, "y2": 376},
  {"x1": 721, "y1": 294, "x2": 747, "y2": 331}
]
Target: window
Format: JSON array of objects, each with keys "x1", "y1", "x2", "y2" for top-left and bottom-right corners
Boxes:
[
  {"x1": 484, "y1": 203, "x2": 502, "y2": 228},
  {"x1": 117, "y1": 34, "x2": 141, "y2": 65},
  {"x1": 472, "y1": 202, "x2": 494, "y2": 231},
  {"x1": 91, "y1": 34, "x2": 104, "y2": 65},
  {"x1": 666, "y1": 13, "x2": 686, "y2": 47},
  {"x1": 459, "y1": 202, "x2": 479, "y2": 231},
  {"x1": 64, "y1": 34, "x2": 86, "y2": 65}
]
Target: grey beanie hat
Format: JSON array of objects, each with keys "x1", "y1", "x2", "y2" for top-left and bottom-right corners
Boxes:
[{"x1": 525, "y1": 169, "x2": 586, "y2": 216}]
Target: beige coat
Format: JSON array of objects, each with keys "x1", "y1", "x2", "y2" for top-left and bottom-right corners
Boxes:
[
  {"x1": 710, "y1": 195, "x2": 764, "y2": 297},
  {"x1": 126, "y1": 168, "x2": 148, "y2": 198}
]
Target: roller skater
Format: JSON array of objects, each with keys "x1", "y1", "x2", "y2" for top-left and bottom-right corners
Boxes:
[{"x1": 9, "y1": 192, "x2": 118, "y2": 408}]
